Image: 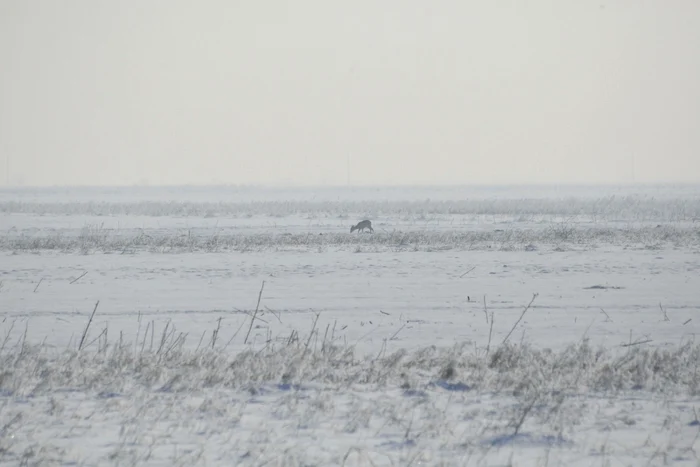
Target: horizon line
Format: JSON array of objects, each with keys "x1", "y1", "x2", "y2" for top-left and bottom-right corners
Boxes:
[{"x1": 2, "y1": 181, "x2": 700, "y2": 190}]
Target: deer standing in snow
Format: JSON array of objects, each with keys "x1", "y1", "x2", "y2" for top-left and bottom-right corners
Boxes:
[{"x1": 350, "y1": 220, "x2": 374, "y2": 233}]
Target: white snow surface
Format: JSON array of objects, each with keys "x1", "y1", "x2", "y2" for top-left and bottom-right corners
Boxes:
[{"x1": 1, "y1": 185, "x2": 699, "y2": 466}]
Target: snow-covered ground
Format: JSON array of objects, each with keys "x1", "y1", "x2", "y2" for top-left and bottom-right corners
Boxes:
[{"x1": 1, "y1": 185, "x2": 699, "y2": 466}]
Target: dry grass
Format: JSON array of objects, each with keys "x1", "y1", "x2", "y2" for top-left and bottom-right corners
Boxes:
[
  {"x1": 1, "y1": 324, "x2": 699, "y2": 465},
  {"x1": 2, "y1": 223, "x2": 698, "y2": 254},
  {"x1": 2, "y1": 195, "x2": 700, "y2": 222},
  {"x1": 1, "y1": 321, "x2": 698, "y2": 398}
]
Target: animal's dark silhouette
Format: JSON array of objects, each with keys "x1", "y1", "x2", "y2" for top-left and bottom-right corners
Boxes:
[{"x1": 350, "y1": 220, "x2": 373, "y2": 233}]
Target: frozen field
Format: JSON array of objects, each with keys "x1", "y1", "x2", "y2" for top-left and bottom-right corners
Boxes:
[{"x1": 1, "y1": 184, "x2": 700, "y2": 466}]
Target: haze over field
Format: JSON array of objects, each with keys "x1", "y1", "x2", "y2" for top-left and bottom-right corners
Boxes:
[
  {"x1": 1, "y1": 1, "x2": 700, "y2": 187},
  {"x1": 3, "y1": 4, "x2": 700, "y2": 464}
]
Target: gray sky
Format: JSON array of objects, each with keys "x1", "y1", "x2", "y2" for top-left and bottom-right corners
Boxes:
[{"x1": 1, "y1": 1, "x2": 699, "y2": 187}]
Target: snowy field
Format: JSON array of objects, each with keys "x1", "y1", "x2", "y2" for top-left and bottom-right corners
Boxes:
[{"x1": 1, "y1": 184, "x2": 700, "y2": 466}]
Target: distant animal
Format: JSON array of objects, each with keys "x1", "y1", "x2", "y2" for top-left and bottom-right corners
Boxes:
[{"x1": 350, "y1": 220, "x2": 374, "y2": 233}]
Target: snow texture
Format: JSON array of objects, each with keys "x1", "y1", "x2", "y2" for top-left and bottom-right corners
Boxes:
[{"x1": 1, "y1": 185, "x2": 699, "y2": 466}]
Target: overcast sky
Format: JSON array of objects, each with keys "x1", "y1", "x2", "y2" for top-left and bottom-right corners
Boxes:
[{"x1": 1, "y1": 1, "x2": 699, "y2": 187}]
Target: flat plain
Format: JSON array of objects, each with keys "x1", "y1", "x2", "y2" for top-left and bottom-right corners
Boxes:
[{"x1": 1, "y1": 184, "x2": 700, "y2": 466}]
